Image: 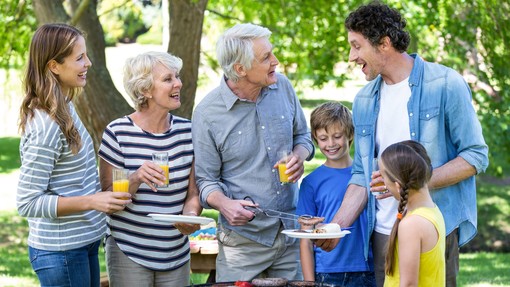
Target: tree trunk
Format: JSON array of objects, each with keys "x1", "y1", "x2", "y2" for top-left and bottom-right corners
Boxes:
[
  {"x1": 167, "y1": 0, "x2": 208, "y2": 120},
  {"x1": 32, "y1": 0, "x2": 133, "y2": 151}
]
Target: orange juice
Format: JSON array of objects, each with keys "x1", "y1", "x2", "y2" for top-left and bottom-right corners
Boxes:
[
  {"x1": 160, "y1": 165, "x2": 169, "y2": 186},
  {"x1": 113, "y1": 179, "x2": 129, "y2": 199},
  {"x1": 113, "y1": 179, "x2": 129, "y2": 192},
  {"x1": 373, "y1": 182, "x2": 385, "y2": 187},
  {"x1": 278, "y1": 163, "x2": 291, "y2": 183}
]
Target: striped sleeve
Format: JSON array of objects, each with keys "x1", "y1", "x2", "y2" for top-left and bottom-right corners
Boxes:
[
  {"x1": 17, "y1": 110, "x2": 63, "y2": 218},
  {"x1": 17, "y1": 105, "x2": 106, "y2": 251}
]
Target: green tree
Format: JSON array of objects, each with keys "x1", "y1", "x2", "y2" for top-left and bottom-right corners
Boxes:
[
  {"x1": 0, "y1": 0, "x2": 36, "y2": 68},
  {"x1": 1, "y1": 0, "x2": 508, "y2": 175},
  {"x1": 437, "y1": 0, "x2": 510, "y2": 175}
]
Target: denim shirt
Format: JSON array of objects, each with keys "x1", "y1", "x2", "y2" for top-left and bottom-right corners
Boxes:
[
  {"x1": 192, "y1": 73, "x2": 314, "y2": 247},
  {"x1": 350, "y1": 54, "x2": 489, "y2": 259}
]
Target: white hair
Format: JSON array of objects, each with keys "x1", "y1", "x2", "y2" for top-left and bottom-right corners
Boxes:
[
  {"x1": 216, "y1": 23, "x2": 272, "y2": 82},
  {"x1": 123, "y1": 51, "x2": 182, "y2": 110}
]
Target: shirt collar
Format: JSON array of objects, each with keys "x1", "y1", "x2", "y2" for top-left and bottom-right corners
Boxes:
[
  {"x1": 408, "y1": 53, "x2": 423, "y2": 87},
  {"x1": 219, "y1": 75, "x2": 279, "y2": 111}
]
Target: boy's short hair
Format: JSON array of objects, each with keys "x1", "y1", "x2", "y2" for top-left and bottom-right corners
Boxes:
[{"x1": 310, "y1": 102, "x2": 354, "y2": 145}]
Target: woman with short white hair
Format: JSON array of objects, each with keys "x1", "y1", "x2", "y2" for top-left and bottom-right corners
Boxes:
[{"x1": 99, "y1": 51, "x2": 202, "y2": 286}]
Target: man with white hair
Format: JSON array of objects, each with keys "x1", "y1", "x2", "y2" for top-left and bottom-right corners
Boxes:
[{"x1": 192, "y1": 23, "x2": 314, "y2": 282}]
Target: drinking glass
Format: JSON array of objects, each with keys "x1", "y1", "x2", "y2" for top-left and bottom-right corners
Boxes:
[
  {"x1": 372, "y1": 158, "x2": 386, "y2": 195},
  {"x1": 278, "y1": 150, "x2": 293, "y2": 185},
  {"x1": 152, "y1": 152, "x2": 169, "y2": 188},
  {"x1": 112, "y1": 168, "x2": 130, "y2": 199}
]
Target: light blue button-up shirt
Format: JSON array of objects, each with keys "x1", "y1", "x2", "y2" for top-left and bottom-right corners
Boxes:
[
  {"x1": 350, "y1": 54, "x2": 489, "y2": 258},
  {"x1": 192, "y1": 73, "x2": 314, "y2": 247}
]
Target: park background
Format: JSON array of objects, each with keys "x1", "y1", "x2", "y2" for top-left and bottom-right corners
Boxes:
[{"x1": 0, "y1": 0, "x2": 509, "y2": 286}]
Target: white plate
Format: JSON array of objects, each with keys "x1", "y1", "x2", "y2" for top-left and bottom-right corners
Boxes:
[
  {"x1": 148, "y1": 214, "x2": 214, "y2": 225},
  {"x1": 281, "y1": 229, "x2": 351, "y2": 239}
]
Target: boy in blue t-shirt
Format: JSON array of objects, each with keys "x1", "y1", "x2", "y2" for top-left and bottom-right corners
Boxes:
[{"x1": 297, "y1": 102, "x2": 375, "y2": 286}]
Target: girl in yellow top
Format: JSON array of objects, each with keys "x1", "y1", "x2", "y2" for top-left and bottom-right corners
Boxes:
[{"x1": 379, "y1": 141, "x2": 446, "y2": 287}]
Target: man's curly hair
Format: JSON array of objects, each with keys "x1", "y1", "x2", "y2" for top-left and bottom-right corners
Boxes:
[{"x1": 345, "y1": 1, "x2": 410, "y2": 53}]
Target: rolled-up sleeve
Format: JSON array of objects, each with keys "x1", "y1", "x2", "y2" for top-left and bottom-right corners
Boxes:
[{"x1": 445, "y1": 70, "x2": 489, "y2": 174}]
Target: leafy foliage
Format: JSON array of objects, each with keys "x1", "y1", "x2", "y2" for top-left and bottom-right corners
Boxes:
[
  {"x1": 1, "y1": 0, "x2": 508, "y2": 175},
  {"x1": 98, "y1": 0, "x2": 153, "y2": 45},
  {"x1": 207, "y1": 0, "x2": 509, "y2": 176},
  {"x1": 0, "y1": 0, "x2": 36, "y2": 68},
  {"x1": 430, "y1": 0, "x2": 510, "y2": 176},
  {"x1": 206, "y1": 0, "x2": 365, "y2": 90}
]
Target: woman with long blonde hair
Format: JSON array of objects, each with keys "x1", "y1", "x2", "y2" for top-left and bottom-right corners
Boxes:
[{"x1": 17, "y1": 23, "x2": 129, "y2": 286}]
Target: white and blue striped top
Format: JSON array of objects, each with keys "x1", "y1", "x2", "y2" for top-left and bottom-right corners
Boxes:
[
  {"x1": 98, "y1": 114, "x2": 193, "y2": 271},
  {"x1": 17, "y1": 103, "x2": 106, "y2": 251}
]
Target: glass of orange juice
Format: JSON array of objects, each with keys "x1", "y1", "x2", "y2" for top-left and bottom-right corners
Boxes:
[
  {"x1": 278, "y1": 150, "x2": 293, "y2": 185},
  {"x1": 372, "y1": 158, "x2": 387, "y2": 194},
  {"x1": 152, "y1": 152, "x2": 169, "y2": 188},
  {"x1": 112, "y1": 168, "x2": 130, "y2": 199}
]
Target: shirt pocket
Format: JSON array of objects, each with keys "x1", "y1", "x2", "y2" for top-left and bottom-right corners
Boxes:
[
  {"x1": 419, "y1": 107, "x2": 440, "y2": 144},
  {"x1": 221, "y1": 125, "x2": 257, "y2": 164},
  {"x1": 270, "y1": 114, "x2": 293, "y2": 143},
  {"x1": 355, "y1": 124, "x2": 374, "y2": 159}
]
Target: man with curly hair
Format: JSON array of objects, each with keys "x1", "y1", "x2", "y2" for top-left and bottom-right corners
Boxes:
[{"x1": 315, "y1": 2, "x2": 488, "y2": 287}]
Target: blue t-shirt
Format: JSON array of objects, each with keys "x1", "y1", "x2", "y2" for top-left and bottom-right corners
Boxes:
[{"x1": 297, "y1": 165, "x2": 373, "y2": 273}]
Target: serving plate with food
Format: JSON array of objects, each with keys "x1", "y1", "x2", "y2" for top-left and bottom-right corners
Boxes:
[{"x1": 281, "y1": 223, "x2": 351, "y2": 239}]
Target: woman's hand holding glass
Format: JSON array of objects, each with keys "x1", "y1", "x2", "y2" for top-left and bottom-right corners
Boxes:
[
  {"x1": 130, "y1": 161, "x2": 168, "y2": 192},
  {"x1": 89, "y1": 190, "x2": 131, "y2": 214}
]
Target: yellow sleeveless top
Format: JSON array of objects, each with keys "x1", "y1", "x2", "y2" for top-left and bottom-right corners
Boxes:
[{"x1": 384, "y1": 206, "x2": 446, "y2": 287}]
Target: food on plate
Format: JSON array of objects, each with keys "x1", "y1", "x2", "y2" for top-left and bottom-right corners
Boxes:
[
  {"x1": 312, "y1": 223, "x2": 341, "y2": 234},
  {"x1": 251, "y1": 277, "x2": 288, "y2": 286},
  {"x1": 297, "y1": 216, "x2": 324, "y2": 226}
]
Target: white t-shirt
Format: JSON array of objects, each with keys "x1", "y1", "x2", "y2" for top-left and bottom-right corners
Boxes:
[{"x1": 375, "y1": 77, "x2": 411, "y2": 235}]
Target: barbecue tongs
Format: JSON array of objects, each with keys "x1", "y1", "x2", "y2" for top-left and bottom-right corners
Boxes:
[{"x1": 243, "y1": 196, "x2": 314, "y2": 221}]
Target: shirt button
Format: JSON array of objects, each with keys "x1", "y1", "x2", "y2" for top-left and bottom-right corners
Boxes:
[
  {"x1": 426, "y1": 114, "x2": 430, "y2": 118},
  {"x1": 272, "y1": 169, "x2": 276, "y2": 173},
  {"x1": 409, "y1": 113, "x2": 413, "y2": 117},
  {"x1": 362, "y1": 129, "x2": 366, "y2": 133},
  {"x1": 268, "y1": 147, "x2": 271, "y2": 150},
  {"x1": 238, "y1": 131, "x2": 242, "y2": 134},
  {"x1": 411, "y1": 132, "x2": 416, "y2": 137},
  {"x1": 281, "y1": 115, "x2": 285, "y2": 119},
  {"x1": 261, "y1": 126, "x2": 265, "y2": 129},
  {"x1": 277, "y1": 191, "x2": 280, "y2": 195}
]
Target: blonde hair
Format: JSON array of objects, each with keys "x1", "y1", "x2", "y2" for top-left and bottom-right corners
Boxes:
[
  {"x1": 19, "y1": 23, "x2": 85, "y2": 154},
  {"x1": 123, "y1": 51, "x2": 183, "y2": 110}
]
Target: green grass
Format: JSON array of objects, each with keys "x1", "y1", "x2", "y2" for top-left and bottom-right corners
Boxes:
[
  {"x1": 462, "y1": 178, "x2": 510, "y2": 252},
  {"x1": 2, "y1": 209, "x2": 510, "y2": 286},
  {"x1": 459, "y1": 252, "x2": 510, "y2": 286},
  {"x1": 0, "y1": 137, "x2": 20, "y2": 173}
]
